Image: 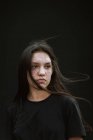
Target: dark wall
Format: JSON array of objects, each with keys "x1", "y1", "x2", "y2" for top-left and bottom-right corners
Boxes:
[{"x1": 0, "y1": 1, "x2": 93, "y2": 139}]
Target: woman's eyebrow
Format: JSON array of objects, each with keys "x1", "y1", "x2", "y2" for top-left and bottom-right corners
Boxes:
[
  {"x1": 45, "y1": 62, "x2": 52, "y2": 64},
  {"x1": 32, "y1": 62, "x2": 52, "y2": 64}
]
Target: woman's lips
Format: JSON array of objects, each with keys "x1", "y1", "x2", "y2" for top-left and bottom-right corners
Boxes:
[{"x1": 37, "y1": 79, "x2": 46, "y2": 84}]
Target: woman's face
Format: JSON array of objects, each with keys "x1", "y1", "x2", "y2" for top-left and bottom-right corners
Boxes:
[{"x1": 27, "y1": 51, "x2": 53, "y2": 89}]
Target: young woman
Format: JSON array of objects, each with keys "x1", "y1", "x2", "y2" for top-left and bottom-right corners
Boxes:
[{"x1": 7, "y1": 40, "x2": 86, "y2": 140}]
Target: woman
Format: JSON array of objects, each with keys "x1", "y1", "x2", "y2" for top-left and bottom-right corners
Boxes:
[{"x1": 7, "y1": 40, "x2": 86, "y2": 140}]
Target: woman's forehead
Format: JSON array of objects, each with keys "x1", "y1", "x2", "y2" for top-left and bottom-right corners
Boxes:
[{"x1": 32, "y1": 51, "x2": 52, "y2": 63}]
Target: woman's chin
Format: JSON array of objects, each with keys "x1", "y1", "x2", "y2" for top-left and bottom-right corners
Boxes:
[{"x1": 39, "y1": 84, "x2": 47, "y2": 89}]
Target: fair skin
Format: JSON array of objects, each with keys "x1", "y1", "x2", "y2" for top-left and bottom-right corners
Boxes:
[
  {"x1": 27, "y1": 51, "x2": 83, "y2": 140},
  {"x1": 27, "y1": 51, "x2": 53, "y2": 101}
]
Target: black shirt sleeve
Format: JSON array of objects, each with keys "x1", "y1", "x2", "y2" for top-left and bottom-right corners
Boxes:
[{"x1": 63, "y1": 96, "x2": 86, "y2": 138}]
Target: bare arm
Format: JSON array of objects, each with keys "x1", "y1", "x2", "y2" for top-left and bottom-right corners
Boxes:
[{"x1": 68, "y1": 137, "x2": 83, "y2": 140}]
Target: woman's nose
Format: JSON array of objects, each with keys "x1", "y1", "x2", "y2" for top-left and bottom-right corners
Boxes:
[{"x1": 38, "y1": 67, "x2": 45, "y2": 75}]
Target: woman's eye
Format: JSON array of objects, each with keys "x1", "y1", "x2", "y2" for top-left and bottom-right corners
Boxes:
[
  {"x1": 32, "y1": 65, "x2": 38, "y2": 69},
  {"x1": 45, "y1": 65, "x2": 51, "y2": 69}
]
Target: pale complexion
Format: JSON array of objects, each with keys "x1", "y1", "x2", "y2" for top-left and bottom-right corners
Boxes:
[
  {"x1": 27, "y1": 51, "x2": 53, "y2": 101},
  {"x1": 27, "y1": 51, "x2": 83, "y2": 140}
]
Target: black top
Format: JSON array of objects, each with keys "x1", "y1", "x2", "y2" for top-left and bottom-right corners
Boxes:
[{"x1": 6, "y1": 94, "x2": 86, "y2": 140}]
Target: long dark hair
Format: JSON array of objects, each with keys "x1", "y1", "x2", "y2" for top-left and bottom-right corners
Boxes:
[
  {"x1": 15, "y1": 40, "x2": 72, "y2": 101},
  {"x1": 14, "y1": 39, "x2": 92, "y2": 132}
]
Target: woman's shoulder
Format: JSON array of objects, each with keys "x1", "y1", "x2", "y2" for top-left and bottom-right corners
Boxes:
[
  {"x1": 54, "y1": 94, "x2": 79, "y2": 111},
  {"x1": 6, "y1": 100, "x2": 18, "y2": 116},
  {"x1": 55, "y1": 94, "x2": 77, "y2": 105},
  {"x1": 7, "y1": 98, "x2": 25, "y2": 116}
]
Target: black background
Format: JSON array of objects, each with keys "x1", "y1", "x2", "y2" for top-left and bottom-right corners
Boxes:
[{"x1": 0, "y1": 0, "x2": 93, "y2": 139}]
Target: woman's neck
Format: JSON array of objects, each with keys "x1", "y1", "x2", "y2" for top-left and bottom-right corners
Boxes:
[{"x1": 27, "y1": 88, "x2": 50, "y2": 102}]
